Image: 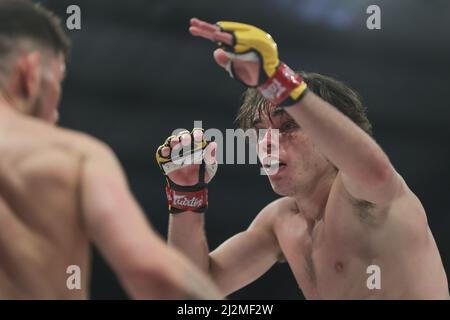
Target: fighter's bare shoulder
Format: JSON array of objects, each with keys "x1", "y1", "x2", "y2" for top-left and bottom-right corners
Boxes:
[
  {"x1": 252, "y1": 197, "x2": 300, "y2": 228},
  {"x1": 45, "y1": 128, "x2": 115, "y2": 165},
  {"x1": 250, "y1": 197, "x2": 300, "y2": 263},
  {"x1": 22, "y1": 122, "x2": 119, "y2": 180}
]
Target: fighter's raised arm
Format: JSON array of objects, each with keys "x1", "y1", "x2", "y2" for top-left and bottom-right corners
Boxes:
[
  {"x1": 189, "y1": 18, "x2": 400, "y2": 207},
  {"x1": 188, "y1": 18, "x2": 448, "y2": 299}
]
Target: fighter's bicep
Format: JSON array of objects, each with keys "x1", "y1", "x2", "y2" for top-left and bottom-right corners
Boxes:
[{"x1": 340, "y1": 168, "x2": 403, "y2": 206}]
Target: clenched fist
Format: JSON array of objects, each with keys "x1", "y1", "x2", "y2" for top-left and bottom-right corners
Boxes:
[{"x1": 156, "y1": 128, "x2": 217, "y2": 214}]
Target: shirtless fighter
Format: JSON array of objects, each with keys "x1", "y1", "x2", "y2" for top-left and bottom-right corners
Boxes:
[
  {"x1": 156, "y1": 18, "x2": 449, "y2": 299},
  {"x1": 0, "y1": 1, "x2": 222, "y2": 299}
]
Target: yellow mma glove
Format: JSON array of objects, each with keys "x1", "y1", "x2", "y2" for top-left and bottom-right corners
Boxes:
[{"x1": 216, "y1": 21, "x2": 308, "y2": 107}]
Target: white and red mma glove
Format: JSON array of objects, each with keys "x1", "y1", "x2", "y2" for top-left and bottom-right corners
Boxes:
[{"x1": 156, "y1": 129, "x2": 217, "y2": 214}]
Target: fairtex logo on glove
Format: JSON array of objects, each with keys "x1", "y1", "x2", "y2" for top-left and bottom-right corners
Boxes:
[
  {"x1": 258, "y1": 63, "x2": 305, "y2": 106},
  {"x1": 165, "y1": 186, "x2": 208, "y2": 212},
  {"x1": 259, "y1": 78, "x2": 287, "y2": 102},
  {"x1": 173, "y1": 194, "x2": 204, "y2": 208}
]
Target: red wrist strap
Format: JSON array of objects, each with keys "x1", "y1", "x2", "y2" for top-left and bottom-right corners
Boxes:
[
  {"x1": 165, "y1": 184, "x2": 208, "y2": 214},
  {"x1": 258, "y1": 62, "x2": 304, "y2": 106}
]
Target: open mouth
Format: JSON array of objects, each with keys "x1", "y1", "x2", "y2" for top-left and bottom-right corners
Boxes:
[
  {"x1": 262, "y1": 158, "x2": 287, "y2": 175},
  {"x1": 263, "y1": 159, "x2": 286, "y2": 169}
]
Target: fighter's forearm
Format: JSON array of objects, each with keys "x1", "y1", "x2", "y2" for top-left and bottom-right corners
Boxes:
[
  {"x1": 122, "y1": 235, "x2": 222, "y2": 299},
  {"x1": 287, "y1": 92, "x2": 393, "y2": 187},
  {"x1": 168, "y1": 212, "x2": 211, "y2": 273}
]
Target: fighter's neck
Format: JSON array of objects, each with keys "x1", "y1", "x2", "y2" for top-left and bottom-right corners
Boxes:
[
  {"x1": 0, "y1": 93, "x2": 26, "y2": 116},
  {"x1": 292, "y1": 168, "x2": 337, "y2": 223},
  {"x1": 0, "y1": 93, "x2": 14, "y2": 111}
]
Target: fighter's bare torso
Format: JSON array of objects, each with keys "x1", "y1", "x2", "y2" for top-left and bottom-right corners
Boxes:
[
  {"x1": 0, "y1": 107, "x2": 93, "y2": 299},
  {"x1": 270, "y1": 173, "x2": 449, "y2": 299}
]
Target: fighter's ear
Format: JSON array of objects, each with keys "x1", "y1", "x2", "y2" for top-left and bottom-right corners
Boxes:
[{"x1": 15, "y1": 52, "x2": 42, "y2": 101}]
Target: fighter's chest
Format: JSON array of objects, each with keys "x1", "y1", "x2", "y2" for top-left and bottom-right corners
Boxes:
[{"x1": 276, "y1": 213, "x2": 371, "y2": 299}]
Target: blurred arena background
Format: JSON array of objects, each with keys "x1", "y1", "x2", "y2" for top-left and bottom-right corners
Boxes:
[{"x1": 37, "y1": 0, "x2": 449, "y2": 299}]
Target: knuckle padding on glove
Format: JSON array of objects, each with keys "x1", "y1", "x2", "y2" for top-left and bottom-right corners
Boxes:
[{"x1": 156, "y1": 129, "x2": 215, "y2": 214}]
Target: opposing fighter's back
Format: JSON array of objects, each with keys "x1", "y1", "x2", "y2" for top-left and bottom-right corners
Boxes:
[
  {"x1": 0, "y1": 105, "x2": 223, "y2": 300},
  {"x1": 0, "y1": 107, "x2": 90, "y2": 299},
  {"x1": 0, "y1": 0, "x2": 222, "y2": 300}
]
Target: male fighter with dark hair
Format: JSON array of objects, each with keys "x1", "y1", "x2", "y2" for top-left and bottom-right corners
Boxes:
[
  {"x1": 0, "y1": 1, "x2": 221, "y2": 299},
  {"x1": 156, "y1": 18, "x2": 449, "y2": 299}
]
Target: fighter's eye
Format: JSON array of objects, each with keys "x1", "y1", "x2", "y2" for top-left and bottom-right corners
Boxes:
[{"x1": 280, "y1": 121, "x2": 298, "y2": 132}]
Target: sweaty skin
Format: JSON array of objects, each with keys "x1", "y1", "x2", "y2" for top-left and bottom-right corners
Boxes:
[
  {"x1": 168, "y1": 123, "x2": 449, "y2": 299},
  {"x1": 0, "y1": 106, "x2": 91, "y2": 299},
  {"x1": 0, "y1": 103, "x2": 224, "y2": 300},
  {"x1": 247, "y1": 109, "x2": 448, "y2": 299},
  {"x1": 0, "y1": 50, "x2": 222, "y2": 299},
  {"x1": 254, "y1": 174, "x2": 448, "y2": 299},
  {"x1": 165, "y1": 18, "x2": 449, "y2": 300}
]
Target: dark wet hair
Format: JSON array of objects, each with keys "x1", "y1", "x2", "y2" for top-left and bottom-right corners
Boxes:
[{"x1": 236, "y1": 72, "x2": 373, "y2": 136}]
